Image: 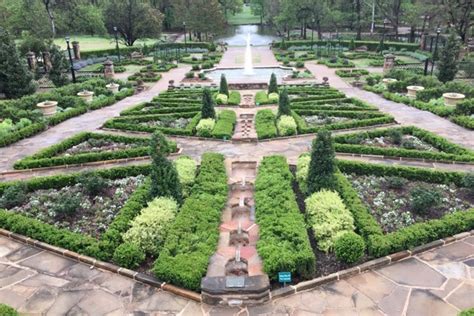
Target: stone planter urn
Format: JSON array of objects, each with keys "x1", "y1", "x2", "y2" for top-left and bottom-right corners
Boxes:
[
  {"x1": 443, "y1": 93, "x2": 465, "y2": 106},
  {"x1": 77, "y1": 90, "x2": 94, "y2": 103},
  {"x1": 37, "y1": 100, "x2": 58, "y2": 117},
  {"x1": 382, "y1": 78, "x2": 398, "y2": 84},
  {"x1": 106, "y1": 83, "x2": 120, "y2": 94},
  {"x1": 406, "y1": 86, "x2": 425, "y2": 98}
]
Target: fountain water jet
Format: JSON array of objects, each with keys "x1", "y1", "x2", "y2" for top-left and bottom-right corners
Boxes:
[{"x1": 243, "y1": 33, "x2": 254, "y2": 75}]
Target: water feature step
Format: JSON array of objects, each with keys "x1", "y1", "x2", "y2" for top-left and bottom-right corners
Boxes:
[{"x1": 201, "y1": 275, "x2": 270, "y2": 306}]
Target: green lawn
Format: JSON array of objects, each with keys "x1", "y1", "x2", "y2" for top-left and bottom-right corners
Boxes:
[
  {"x1": 52, "y1": 36, "x2": 160, "y2": 52},
  {"x1": 227, "y1": 5, "x2": 260, "y2": 25}
]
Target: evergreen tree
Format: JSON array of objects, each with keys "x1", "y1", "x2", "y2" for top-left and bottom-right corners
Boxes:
[
  {"x1": 48, "y1": 44, "x2": 69, "y2": 87},
  {"x1": 349, "y1": 39, "x2": 356, "y2": 51},
  {"x1": 149, "y1": 131, "x2": 183, "y2": 204},
  {"x1": 0, "y1": 27, "x2": 36, "y2": 98},
  {"x1": 277, "y1": 88, "x2": 291, "y2": 117},
  {"x1": 307, "y1": 130, "x2": 337, "y2": 194},
  {"x1": 219, "y1": 74, "x2": 229, "y2": 97},
  {"x1": 201, "y1": 88, "x2": 216, "y2": 119},
  {"x1": 268, "y1": 73, "x2": 278, "y2": 94},
  {"x1": 437, "y1": 32, "x2": 461, "y2": 83}
]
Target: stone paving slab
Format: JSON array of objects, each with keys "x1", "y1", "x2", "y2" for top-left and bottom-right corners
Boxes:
[{"x1": 0, "y1": 234, "x2": 472, "y2": 315}]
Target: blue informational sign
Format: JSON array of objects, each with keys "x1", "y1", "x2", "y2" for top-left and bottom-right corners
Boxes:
[{"x1": 278, "y1": 272, "x2": 292, "y2": 283}]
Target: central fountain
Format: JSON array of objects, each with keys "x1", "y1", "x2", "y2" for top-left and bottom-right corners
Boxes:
[{"x1": 243, "y1": 33, "x2": 254, "y2": 76}]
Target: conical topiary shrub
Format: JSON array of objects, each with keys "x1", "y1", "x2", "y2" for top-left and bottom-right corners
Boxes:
[
  {"x1": 201, "y1": 88, "x2": 216, "y2": 119},
  {"x1": 277, "y1": 88, "x2": 291, "y2": 117},
  {"x1": 219, "y1": 74, "x2": 229, "y2": 97},
  {"x1": 268, "y1": 73, "x2": 278, "y2": 94},
  {"x1": 307, "y1": 129, "x2": 337, "y2": 194}
]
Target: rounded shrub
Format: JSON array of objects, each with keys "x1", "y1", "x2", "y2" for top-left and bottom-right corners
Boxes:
[
  {"x1": 268, "y1": 92, "x2": 279, "y2": 103},
  {"x1": 215, "y1": 93, "x2": 228, "y2": 105},
  {"x1": 196, "y1": 118, "x2": 215, "y2": 137},
  {"x1": 112, "y1": 242, "x2": 146, "y2": 269},
  {"x1": 334, "y1": 232, "x2": 366, "y2": 264},
  {"x1": 410, "y1": 186, "x2": 442, "y2": 213},
  {"x1": 277, "y1": 115, "x2": 297, "y2": 136},
  {"x1": 463, "y1": 172, "x2": 474, "y2": 194}
]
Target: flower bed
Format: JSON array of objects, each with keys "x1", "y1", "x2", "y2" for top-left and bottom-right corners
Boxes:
[
  {"x1": 0, "y1": 165, "x2": 153, "y2": 261},
  {"x1": 13, "y1": 132, "x2": 178, "y2": 170},
  {"x1": 0, "y1": 78, "x2": 134, "y2": 147},
  {"x1": 333, "y1": 126, "x2": 474, "y2": 162}
]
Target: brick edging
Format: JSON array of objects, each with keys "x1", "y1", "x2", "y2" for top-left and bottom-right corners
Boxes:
[
  {"x1": 271, "y1": 230, "x2": 474, "y2": 299},
  {"x1": 0, "y1": 228, "x2": 201, "y2": 303},
  {"x1": 0, "y1": 148, "x2": 183, "y2": 176}
]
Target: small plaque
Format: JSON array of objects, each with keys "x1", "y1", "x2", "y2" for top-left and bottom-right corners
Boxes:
[
  {"x1": 226, "y1": 276, "x2": 245, "y2": 288},
  {"x1": 278, "y1": 272, "x2": 292, "y2": 283}
]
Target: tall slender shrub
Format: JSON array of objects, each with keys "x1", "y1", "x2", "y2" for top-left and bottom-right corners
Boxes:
[
  {"x1": 219, "y1": 74, "x2": 229, "y2": 96},
  {"x1": 149, "y1": 131, "x2": 183, "y2": 204},
  {"x1": 201, "y1": 88, "x2": 216, "y2": 119},
  {"x1": 437, "y1": 31, "x2": 461, "y2": 83},
  {"x1": 268, "y1": 73, "x2": 278, "y2": 94},
  {"x1": 277, "y1": 88, "x2": 291, "y2": 117},
  {"x1": 307, "y1": 129, "x2": 337, "y2": 194}
]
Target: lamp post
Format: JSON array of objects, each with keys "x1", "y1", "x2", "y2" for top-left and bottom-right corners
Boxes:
[
  {"x1": 113, "y1": 26, "x2": 121, "y2": 63},
  {"x1": 183, "y1": 21, "x2": 187, "y2": 53},
  {"x1": 431, "y1": 27, "x2": 441, "y2": 75},
  {"x1": 380, "y1": 18, "x2": 389, "y2": 52},
  {"x1": 65, "y1": 37, "x2": 76, "y2": 83},
  {"x1": 311, "y1": 18, "x2": 315, "y2": 50}
]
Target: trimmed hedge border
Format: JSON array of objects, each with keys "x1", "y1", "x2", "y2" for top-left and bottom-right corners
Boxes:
[
  {"x1": 13, "y1": 132, "x2": 178, "y2": 170},
  {"x1": 271, "y1": 230, "x2": 473, "y2": 299},
  {"x1": 333, "y1": 126, "x2": 474, "y2": 163},
  {"x1": 273, "y1": 40, "x2": 419, "y2": 52}
]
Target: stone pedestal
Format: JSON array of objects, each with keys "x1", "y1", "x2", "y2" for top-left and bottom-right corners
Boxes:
[
  {"x1": 383, "y1": 54, "x2": 396, "y2": 73},
  {"x1": 443, "y1": 93, "x2": 465, "y2": 106},
  {"x1": 26, "y1": 52, "x2": 36, "y2": 71},
  {"x1": 106, "y1": 83, "x2": 120, "y2": 94},
  {"x1": 37, "y1": 101, "x2": 58, "y2": 116},
  {"x1": 77, "y1": 91, "x2": 94, "y2": 103},
  {"x1": 103, "y1": 59, "x2": 115, "y2": 79},
  {"x1": 42, "y1": 51, "x2": 52, "y2": 73},
  {"x1": 72, "y1": 41, "x2": 81, "y2": 60},
  {"x1": 406, "y1": 86, "x2": 425, "y2": 98},
  {"x1": 382, "y1": 78, "x2": 398, "y2": 84}
]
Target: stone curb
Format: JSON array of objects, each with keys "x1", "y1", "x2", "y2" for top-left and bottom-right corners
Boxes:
[
  {"x1": 335, "y1": 152, "x2": 474, "y2": 166},
  {"x1": 0, "y1": 228, "x2": 202, "y2": 303},
  {"x1": 0, "y1": 149, "x2": 183, "y2": 176},
  {"x1": 271, "y1": 230, "x2": 474, "y2": 299}
]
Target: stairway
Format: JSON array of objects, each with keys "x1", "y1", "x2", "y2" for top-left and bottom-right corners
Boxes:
[
  {"x1": 231, "y1": 93, "x2": 258, "y2": 143},
  {"x1": 201, "y1": 161, "x2": 270, "y2": 306}
]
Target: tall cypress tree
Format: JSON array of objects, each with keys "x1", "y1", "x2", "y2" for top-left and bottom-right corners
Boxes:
[
  {"x1": 268, "y1": 73, "x2": 278, "y2": 94},
  {"x1": 219, "y1": 74, "x2": 229, "y2": 97},
  {"x1": 437, "y1": 32, "x2": 461, "y2": 83},
  {"x1": 48, "y1": 45, "x2": 70, "y2": 87},
  {"x1": 277, "y1": 88, "x2": 291, "y2": 117},
  {"x1": 307, "y1": 130, "x2": 337, "y2": 195},
  {"x1": 0, "y1": 27, "x2": 36, "y2": 98},
  {"x1": 201, "y1": 88, "x2": 216, "y2": 119},
  {"x1": 149, "y1": 131, "x2": 183, "y2": 204}
]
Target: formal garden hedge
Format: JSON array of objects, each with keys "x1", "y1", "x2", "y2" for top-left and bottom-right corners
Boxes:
[
  {"x1": 335, "y1": 160, "x2": 474, "y2": 257},
  {"x1": 255, "y1": 156, "x2": 315, "y2": 281},
  {"x1": 273, "y1": 40, "x2": 419, "y2": 52},
  {"x1": 153, "y1": 153, "x2": 228, "y2": 291},
  {"x1": 0, "y1": 78, "x2": 134, "y2": 147},
  {"x1": 296, "y1": 156, "x2": 474, "y2": 260},
  {"x1": 333, "y1": 126, "x2": 474, "y2": 162},
  {"x1": 13, "y1": 132, "x2": 178, "y2": 169},
  {"x1": 0, "y1": 165, "x2": 152, "y2": 261}
]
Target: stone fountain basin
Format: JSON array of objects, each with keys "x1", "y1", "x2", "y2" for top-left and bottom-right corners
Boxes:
[
  {"x1": 443, "y1": 93, "x2": 465, "y2": 106},
  {"x1": 203, "y1": 66, "x2": 294, "y2": 83},
  {"x1": 77, "y1": 90, "x2": 94, "y2": 103},
  {"x1": 382, "y1": 78, "x2": 398, "y2": 84}
]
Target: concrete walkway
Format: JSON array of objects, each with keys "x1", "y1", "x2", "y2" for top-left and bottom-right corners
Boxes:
[
  {"x1": 1, "y1": 234, "x2": 472, "y2": 315},
  {"x1": 305, "y1": 63, "x2": 474, "y2": 150}
]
